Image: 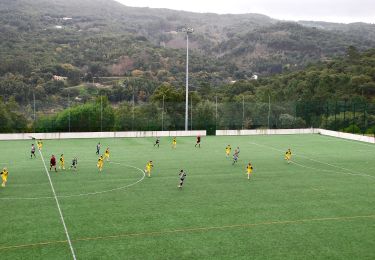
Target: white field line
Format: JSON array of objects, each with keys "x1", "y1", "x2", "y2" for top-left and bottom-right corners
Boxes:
[
  {"x1": 249, "y1": 141, "x2": 374, "y2": 179},
  {"x1": 38, "y1": 149, "x2": 77, "y2": 260}
]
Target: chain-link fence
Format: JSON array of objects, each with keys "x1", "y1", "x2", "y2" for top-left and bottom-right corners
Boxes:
[{"x1": 3, "y1": 97, "x2": 375, "y2": 135}]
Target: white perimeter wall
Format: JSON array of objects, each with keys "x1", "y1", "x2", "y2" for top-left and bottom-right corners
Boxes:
[
  {"x1": 216, "y1": 128, "x2": 375, "y2": 144},
  {"x1": 1, "y1": 129, "x2": 374, "y2": 144},
  {"x1": 318, "y1": 129, "x2": 375, "y2": 144},
  {"x1": 0, "y1": 130, "x2": 206, "y2": 141},
  {"x1": 216, "y1": 129, "x2": 317, "y2": 136}
]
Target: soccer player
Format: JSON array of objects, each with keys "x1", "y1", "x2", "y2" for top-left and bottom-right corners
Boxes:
[
  {"x1": 70, "y1": 157, "x2": 78, "y2": 171},
  {"x1": 30, "y1": 144, "x2": 36, "y2": 159},
  {"x1": 50, "y1": 155, "x2": 57, "y2": 172},
  {"x1": 37, "y1": 140, "x2": 43, "y2": 150},
  {"x1": 1, "y1": 167, "x2": 9, "y2": 187},
  {"x1": 232, "y1": 149, "x2": 239, "y2": 165},
  {"x1": 178, "y1": 170, "x2": 187, "y2": 188},
  {"x1": 246, "y1": 162, "x2": 253, "y2": 180},
  {"x1": 172, "y1": 137, "x2": 177, "y2": 149},
  {"x1": 225, "y1": 145, "x2": 231, "y2": 158},
  {"x1": 97, "y1": 155, "x2": 104, "y2": 172},
  {"x1": 96, "y1": 142, "x2": 101, "y2": 155},
  {"x1": 154, "y1": 137, "x2": 160, "y2": 148},
  {"x1": 144, "y1": 160, "x2": 153, "y2": 177},
  {"x1": 195, "y1": 135, "x2": 201, "y2": 148},
  {"x1": 285, "y1": 148, "x2": 292, "y2": 164},
  {"x1": 104, "y1": 147, "x2": 110, "y2": 161},
  {"x1": 237, "y1": 146, "x2": 240, "y2": 157},
  {"x1": 59, "y1": 154, "x2": 65, "y2": 170}
]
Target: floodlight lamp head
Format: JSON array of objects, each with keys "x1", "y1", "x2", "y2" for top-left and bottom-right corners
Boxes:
[{"x1": 181, "y1": 27, "x2": 194, "y2": 33}]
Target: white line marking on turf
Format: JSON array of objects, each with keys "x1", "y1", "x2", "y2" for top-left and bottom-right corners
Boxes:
[
  {"x1": 249, "y1": 141, "x2": 375, "y2": 179},
  {"x1": 38, "y1": 149, "x2": 77, "y2": 260},
  {"x1": 290, "y1": 161, "x2": 373, "y2": 178},
  {"x1": 0, "y1": 163, "x2": 145, "y2": 200},
  {"x1": 1, "y1": 214, "x2": 374, "y2": 251}
]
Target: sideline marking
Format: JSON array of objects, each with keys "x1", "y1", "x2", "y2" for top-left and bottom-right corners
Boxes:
[
  {"x1": 1, "y1": 214, "x2": 374, "y2": 251},
  {"x1": 38, "y1": 149, "x2": 77, "y2": 260},
  {"x1": 0, "y1": 163, "x2": 145, "y2": 200},
  {"x1": 249, "y1": 141, "x2": 374, "y2": 178},
  {"x1": 290, "y1": 160, "x2": 374, "y2": 178}
]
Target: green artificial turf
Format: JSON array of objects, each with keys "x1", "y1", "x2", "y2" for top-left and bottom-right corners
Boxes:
[{"x1": 0, "y1": 134, "x2": 374, "y2": 259}]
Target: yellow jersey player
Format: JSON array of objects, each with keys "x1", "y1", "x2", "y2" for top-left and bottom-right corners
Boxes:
[
  {"x1": 246, "y1": 162, "x2": 253, "y2": 180},
  {"x1": 37, "y1": 140, "x2": 43, "y2": 150},
  {"x1": 59, "y1": 154, "x2": 65, "y2": 170},
  {"x1": 144, "y1": 160, "x2": 153, "y2": 177},
  {"x1": 1, "y1": 167, "x2": 9, "y2": 187},
  {"x1": 225, "y1": 145, "x2": 231, "y2": 158},
  {"x1": 104, "y1": 147, "x2": 110, "y2": 161},
  {"x1": 285, "y1": 148, "x2": 292, "y2": 164},
  {"x1": 97, "y1": 155, "x2": 104, "y2": 172},
  {"x1": 172, "y1": 137, "x2": 177, "y2": 149}
]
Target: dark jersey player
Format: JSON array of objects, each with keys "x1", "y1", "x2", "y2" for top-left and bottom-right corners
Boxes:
[
  {"x1": 195, "y1": 135, "x2": 201, "y2": 148},
  {"x1": 154, "y1": 137, "x2": 160, "y2": 148},
  {"x1": 70, "y1": 157, "x2": 78, "y2": 170},
  {"x1": 96, "y1": 142, "x2": 101, "y2": 155},
  {"x1": 178, "y1": 170, "x2": 187, "y2": 188},
  {"x1": 31, "y1": 144, "x2": 36, "y2": 158}
]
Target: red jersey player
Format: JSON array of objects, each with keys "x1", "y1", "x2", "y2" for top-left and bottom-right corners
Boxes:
[{"x1": 50, "y1": 155, "x2": 57, "y2": 172}]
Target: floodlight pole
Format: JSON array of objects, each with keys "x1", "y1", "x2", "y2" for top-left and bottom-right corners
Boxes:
[{"x1": 182, "y1": 27, "x2": 193, "y2": 131}]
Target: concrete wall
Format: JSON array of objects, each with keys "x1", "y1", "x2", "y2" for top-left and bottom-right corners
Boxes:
[
  {"x1": 216, "y1": 129, "x2": 317, "y2": 136},
  {"x1": 216, "y1": 128, "x2": 375, "y2": 144},
  {"x1": 1, "y1": 129, "x2": 373, "y2": 144},
  {"x1": 0, "y1": 130, "x2": 206, "y2": 141},
  {"x1": 318, "y1": 129, "x2": 375, "y2": 144}
]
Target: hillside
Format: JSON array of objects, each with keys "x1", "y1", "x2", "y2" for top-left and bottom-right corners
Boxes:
[
  {"x1": 1, "y1": 0, "x2": 375, "y2": 75},
  {"x1": 1, "y1": 0, "x2": 375, "y2": 111}
]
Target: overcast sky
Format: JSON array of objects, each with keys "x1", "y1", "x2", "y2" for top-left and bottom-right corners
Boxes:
[{"x1": 115, "y1": 0, "x2": 375, "y2": 24}]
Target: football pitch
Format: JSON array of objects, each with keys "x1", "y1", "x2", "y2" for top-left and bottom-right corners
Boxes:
[{"x1": 0, "y1": 134, "x2": 374, "y2": 259}]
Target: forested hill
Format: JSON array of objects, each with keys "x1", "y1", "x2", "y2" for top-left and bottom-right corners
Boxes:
[
  {"x1": 1, "y1": 0, "x2": 375, "y2": 110},
  {"x1": 1, "y1": 0, "x2": 375, "y2": 78}
]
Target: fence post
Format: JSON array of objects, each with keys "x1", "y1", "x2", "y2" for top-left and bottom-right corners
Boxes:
[
  {"x1": 352, "y1": 103, "x2": 356, "y2": 134},
  {"x1": 325, "y1": 102, "x2": 329, "y2": 129},
  {"x1": 100, "y1": 95, "x2": 103, "y2": 132},
  {"x1": 33, "y1": 92, "x2": 36, "y2": 133},
  {"x1": 242, "y1": 96, "x2": 245, "y2": 129},
  {"x1": 268, "y1": 94, "x2": 271, "y2": 129},
  {"x1": 68, "y1": 93, "x2": 71, "y2": 132},
  {"x1": 162, "y1": 95, "x2": 164, "y2": 131},
  {"x1": 343, "y1": 100, "x2": 346, "y2": 127},
  {"x1": 364, "y1": 102, "x2": 367, "y2": 134},
  {"x1": 334, "y1": 101, "x2": 337, "y2": 131},
  {"x1": 191, "y1": 95, "x2": 193, "y2": 130},
  {"x1": 215, "y1": 96, "x2": 218, "y2": 130}
]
